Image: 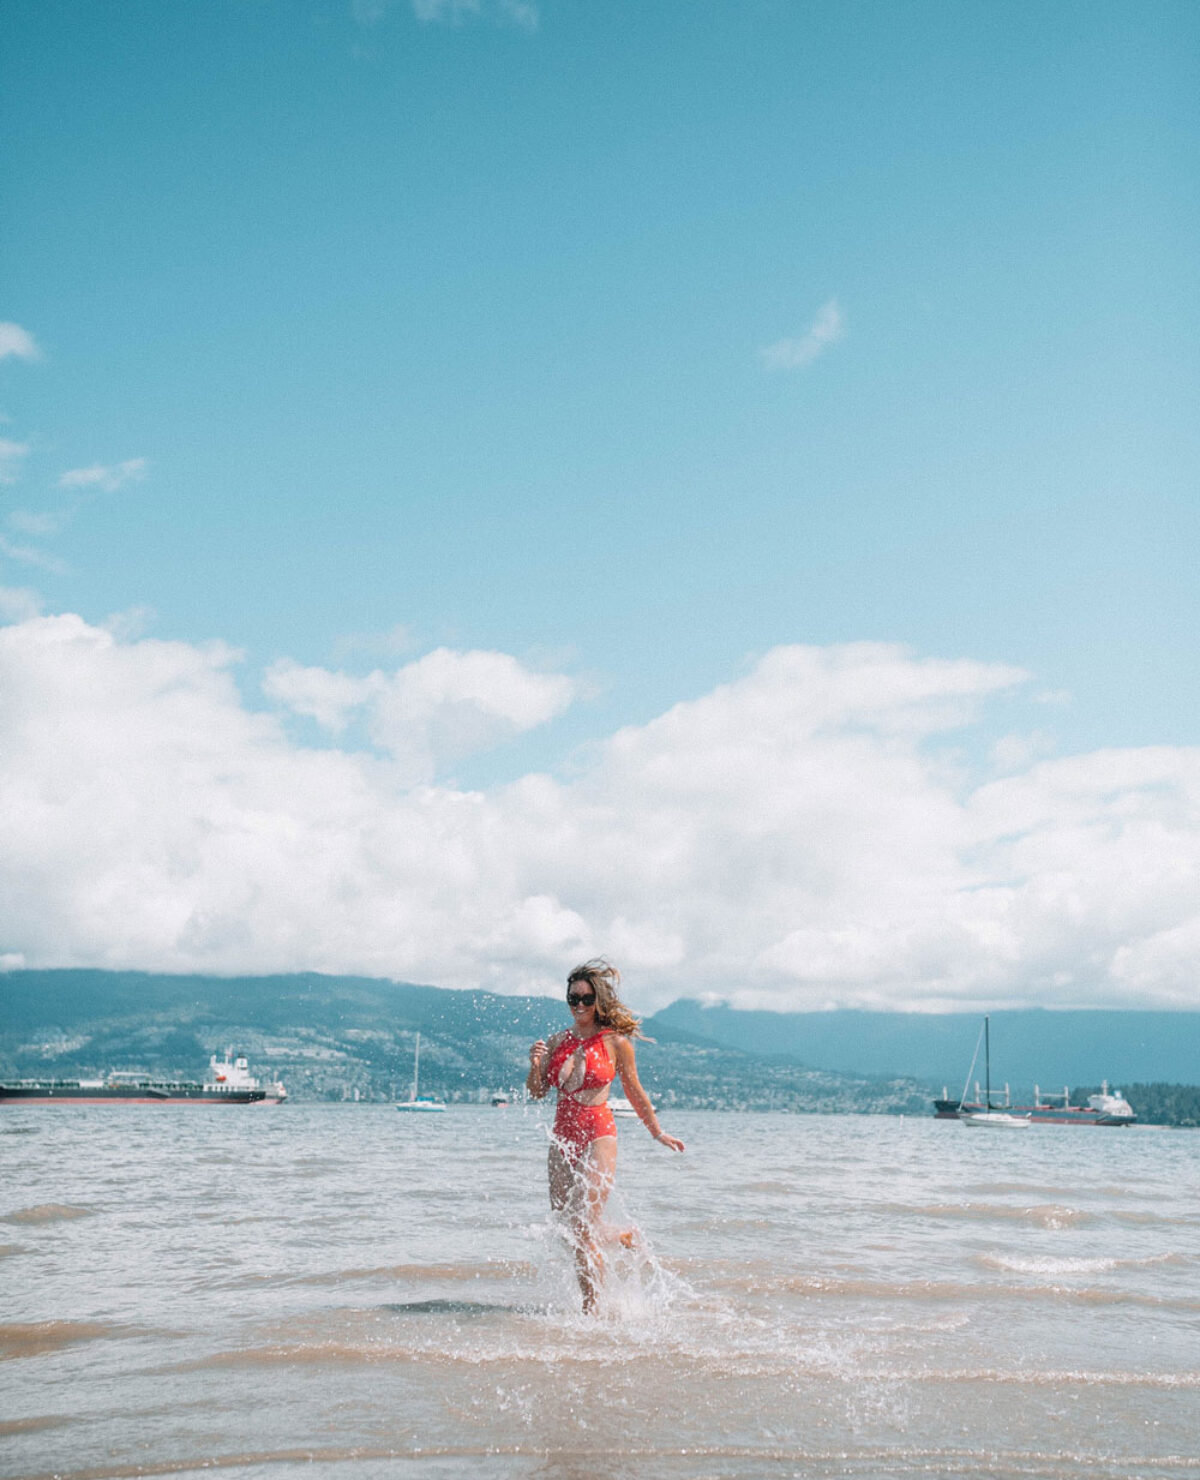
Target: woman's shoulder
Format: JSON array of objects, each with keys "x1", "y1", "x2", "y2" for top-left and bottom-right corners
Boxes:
[{"x1": 546, "y1": 1028, "x2": 571, "y2": 1049}]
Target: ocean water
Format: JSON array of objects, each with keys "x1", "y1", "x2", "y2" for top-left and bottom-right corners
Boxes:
[{"x1": 2, "y1": 1104, "x2": 1199, "y2": 1480}]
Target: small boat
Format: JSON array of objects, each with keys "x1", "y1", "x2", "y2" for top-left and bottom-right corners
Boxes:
[
  {"x1": 608, "y1": 1096, "x2": 639, "y2": 1119},
  {"x1": 490, "y1": 1093, "x2": 510, "y2": 1107},
  {"x1": 958, "y1": 1018, "x2": 1030, "y2": 1129},
  {"x1": 960, "y1": 1107, "x2": 1031, "y2": 1129},
  {"x1": 395, "y1": 1034, "x2": 445, "y2": 1113}
]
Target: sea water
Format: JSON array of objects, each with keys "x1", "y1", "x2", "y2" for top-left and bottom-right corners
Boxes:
[{"x1": 2, "y1": 1104, "x2": 1199, "y2": 1479}]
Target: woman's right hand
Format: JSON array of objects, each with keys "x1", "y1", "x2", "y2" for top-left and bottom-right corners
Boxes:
[{"x1": 529, "y1": 1039, "x2": 548, "y2": 1069}]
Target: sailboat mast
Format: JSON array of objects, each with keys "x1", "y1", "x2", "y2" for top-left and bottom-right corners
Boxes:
[
  {"x1": 411, "y1": 1032, "x2": 421, "y2": 1102},
  {"x1": 984, "y1": 1015, "x2": 991, "y2": 1110}
]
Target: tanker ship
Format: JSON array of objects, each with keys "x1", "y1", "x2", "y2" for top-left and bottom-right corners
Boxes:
[
  {"x1": 0, "y1": 1052, "x2": 287, "y2": 1106},
  {"x1": 933, "y1": 1081, "x2": 1135, "y2": 1126}
]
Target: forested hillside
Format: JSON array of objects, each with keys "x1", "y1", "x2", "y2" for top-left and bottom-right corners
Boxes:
[{"x1": 0, "y1": 970, "x2": 929, "y2": 1114}]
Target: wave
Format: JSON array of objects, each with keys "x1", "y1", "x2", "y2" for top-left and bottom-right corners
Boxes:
[
  {"x1": 1, "y1": 1203, "x2": 92, "y2": 1225},
  {"x1": 978, "y1": 1251, "x2": 1186, "y2": 1276},
  {"x1": 905, "y1": 1202, "x2": 1093, "y2": 1229},
  {"x1": 0, "y1": 1320, "x2": 121, "y2": 1361},
  {"x1": 1109, "y1": 1209, "x2": 1196, "y2": 1227},
  {"x1": 965, "y1": 1182, "x2": 1133, "y2": 1199},
  {"x1": 196, "y1": 1258, "x2": 538, "y2": 1292},
  {"x1": 709, "y1": 1271, "x2": 1200, "y2": 1312},
  {"x1": 883, "y1": 1199, "x2": 1193, "y2": 1230},
  {"x1": 15, "y1": 1438, "x2": 1200, "y2": 1480},
  {"x1": 293, "y1": 1259, "x2": 536, "y2": 1287},
  {"x1": 382, "y1": 1298, "x2": 542, "y2": 1316},
  {"x1": 0, "y1": 1414, "x2": 71, "y2": 1437},
  {"x1": 916, "y1": 1366, "x2": 1200, "y2": 1391}
]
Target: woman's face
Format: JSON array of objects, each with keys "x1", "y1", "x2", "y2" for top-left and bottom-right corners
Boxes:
[{"x1": 567, "y1": 981, "x2": 598, "y2": 1030}]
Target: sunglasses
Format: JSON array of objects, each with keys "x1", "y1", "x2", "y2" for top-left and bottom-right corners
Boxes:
[{"x1": 567, "y1": 990, "x2": 597, "y2": 1007}]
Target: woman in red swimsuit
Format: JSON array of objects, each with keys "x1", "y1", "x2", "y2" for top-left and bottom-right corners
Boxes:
[{"x1": 526, "y1": 959, "x2": 685, "y2": 1313}]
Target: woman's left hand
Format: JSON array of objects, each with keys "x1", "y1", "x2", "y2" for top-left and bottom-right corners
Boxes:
[{"x1": 654, "y1": 1132, "x2": 685, "y2": 1153}]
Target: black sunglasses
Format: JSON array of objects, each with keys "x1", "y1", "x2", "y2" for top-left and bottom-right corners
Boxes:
[{"x1": 567, "y1": 990, "x2": 597, "y2": 1007}]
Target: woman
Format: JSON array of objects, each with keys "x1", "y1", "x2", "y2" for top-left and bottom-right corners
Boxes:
[{"x1": 526, "y1": 958, "x2": 685, "y2": 1313}]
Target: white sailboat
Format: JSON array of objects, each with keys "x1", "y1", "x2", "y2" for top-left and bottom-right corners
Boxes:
[
  {"x1": 958, "y1": 1017, "x2": 1030, "y2": 1129},
  {"x1": 395, "y1": 1033, "x2": 446, "y2": 1113}
]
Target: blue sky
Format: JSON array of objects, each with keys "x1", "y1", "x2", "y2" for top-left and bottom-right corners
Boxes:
[{"x1": 2, "y1": 1, "x2": 1199, "y2": 1007}]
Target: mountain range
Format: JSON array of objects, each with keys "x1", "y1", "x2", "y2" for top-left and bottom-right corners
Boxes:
[{"x1": 2, "y1": 970, "x2": 1197, "y2": 1108}]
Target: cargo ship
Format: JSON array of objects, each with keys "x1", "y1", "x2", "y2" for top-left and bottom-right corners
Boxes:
[
  {"x1": 933, "y1": 1080, "x2": 1135, "y2": 1126},
  {"x1": 0, "y1": 1052, "x2": 286, "y2": 1106}
]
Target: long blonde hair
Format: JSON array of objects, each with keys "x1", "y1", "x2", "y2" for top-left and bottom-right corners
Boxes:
[{"x1": 567, "y1": 958, "x2": 644, "y2": 1038}]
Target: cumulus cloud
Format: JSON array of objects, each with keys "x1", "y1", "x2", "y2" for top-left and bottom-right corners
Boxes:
[
  {"x1": 57, "y1": 457, "x2": 148, "y2": 493},
  {"x1": 3, "y1": 612, "x2": 1200, "y2": 1011},
  {"x1": 760, "y1": 299, "x2": 845, "y2": 371},
  {"x1": 264, "y1": 647, "x2": 577, "y2": 783},
  {"x1": 0, "y1": 323, "x2": 40, "y2": 361}
]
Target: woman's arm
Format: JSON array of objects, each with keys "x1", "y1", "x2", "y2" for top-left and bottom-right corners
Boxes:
[
  {"x1": 526, "y1": 1031, "x2": 562, "y2": 1099},
  {"x1": 613, "y1": 1037, "x2": 685, "y2": 1152}
]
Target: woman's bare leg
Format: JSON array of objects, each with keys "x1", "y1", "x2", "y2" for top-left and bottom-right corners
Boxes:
[
  {"x1": 573, "y1": 1136, "x2": 618, "y2": 1312},
  {"x1": 547, "y1": 1136, "x2": 618, "y2": 1313}
]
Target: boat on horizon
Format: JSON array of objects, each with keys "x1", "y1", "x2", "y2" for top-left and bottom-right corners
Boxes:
[
  {"x1": 0, "y1": 1050, "x2": 285, "y2": 1106},
  {"x1": 934, "y1": 1079, "x2": 1135, "y2": 1126},
  {"x1": 956, "y1": 1018, "x2": 1031, "y2": 1129},
  {"x1": 395, "y1": 1033, "x2": 445, "y2": 1113},
  {"x1": 207, "y1": 1050, "x2": 288, "y2": 1105}
]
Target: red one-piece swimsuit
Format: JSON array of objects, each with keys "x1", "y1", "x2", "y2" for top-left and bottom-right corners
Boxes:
[{"x1": 546, "y1": 1029, "x2": 618, "y2": 1159}]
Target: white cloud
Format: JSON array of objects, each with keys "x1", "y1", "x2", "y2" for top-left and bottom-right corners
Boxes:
[
  {"x1": 760, "y1": 299, "x2": 845, "y2": 371},
  {"x1": 103, "y1": 605, "x2": 156, "y2": 640},
  {"x1": 3, "y1": 612, "x2": 1200, "y2": 1012},
  {"x1": 0, "y1": 438, "x2": 31, "y2": 485},
  {"x1": 0, "y1": 323, "x2": 40, "y2": 361},
  {"x1": 263, "y1": 659, "x2": 374, "y2": 733},
  {"x1": 264, "y1": 646, "x2": 577, "y2": 782},
  {"x1": 57, "y1": 457, "x2": 148, "y2": 493},
  {"x1": 990, "y1": 730, "x2": 1054, "y2": 773}
]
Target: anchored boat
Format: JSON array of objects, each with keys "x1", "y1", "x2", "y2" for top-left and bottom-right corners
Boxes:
[
  {"x1": 395, "y1": 1033, "x2": 445, "y2": 1113},
  {"x1": 935, "y1": 1080, "x2": 1134, "y2": 1126},
  {"x1": 956, "y1": 1018, "x2": 1031, "y2": 1129},
  {"x1": 0, "y1": 1050, "x2": 285, "y2": 1106}
]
